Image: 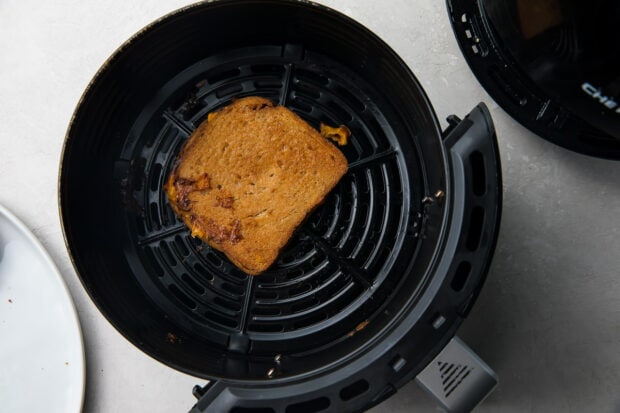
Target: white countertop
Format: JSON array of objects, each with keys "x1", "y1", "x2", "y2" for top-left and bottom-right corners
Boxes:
[{"x1": 1, "y1": 1, "x2": 619, "y2": 412}]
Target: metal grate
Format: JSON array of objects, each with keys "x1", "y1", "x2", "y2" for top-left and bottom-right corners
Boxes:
[{"x1": 122, "y1": 44, "x2": 422, "y2": 355}]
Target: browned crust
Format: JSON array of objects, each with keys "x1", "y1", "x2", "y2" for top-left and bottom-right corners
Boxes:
[{"x1": 165, "y1": 96, "x2": 348, "y2": 275}]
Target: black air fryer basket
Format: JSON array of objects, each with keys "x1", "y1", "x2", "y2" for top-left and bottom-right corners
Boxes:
[{"x1": 60, "y1": 1, "x2": 502, "y2": 411}]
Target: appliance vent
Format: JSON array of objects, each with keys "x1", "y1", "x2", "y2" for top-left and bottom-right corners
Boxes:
[
  {"x1": 416, "y1": 338, "x2": 497, "y2": 412},
  {"x1": 437, "y1": 361, "x2": 473, "y2": 398}
]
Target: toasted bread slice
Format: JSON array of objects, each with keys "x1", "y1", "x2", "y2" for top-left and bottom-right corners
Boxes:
[{"x1": 165, "y1": 96, "x2": 348, "y2": 275}]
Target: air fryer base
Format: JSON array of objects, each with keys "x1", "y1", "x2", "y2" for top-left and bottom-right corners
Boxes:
[{"x1": 60, "y1": 2, "x2": 502, "y2": 412}]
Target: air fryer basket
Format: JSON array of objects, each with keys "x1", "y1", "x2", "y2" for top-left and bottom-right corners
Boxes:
[{"x1": 60, "y1": 1, "x2": 501, "y2": 411}]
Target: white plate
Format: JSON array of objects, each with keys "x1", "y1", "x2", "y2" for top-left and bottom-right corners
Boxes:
[{"x1": 0, "y1": 204, "x2": 85, "y2": 412}]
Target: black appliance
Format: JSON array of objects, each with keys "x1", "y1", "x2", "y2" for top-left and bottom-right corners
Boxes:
[
  {"x1": 448, "y1": 0, "x2": 620, "y2": 158},
  {"x1": 60, "y1": 1, "x2": 502, "y2": 411}
]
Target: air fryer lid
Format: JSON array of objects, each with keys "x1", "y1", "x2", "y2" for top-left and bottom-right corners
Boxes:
[
  {"x1": 448, "y1": 0, "x2": 620, "y2": 158},
  {"x1": 60, "y1": 0, "x2": 501, "y2": 411}
]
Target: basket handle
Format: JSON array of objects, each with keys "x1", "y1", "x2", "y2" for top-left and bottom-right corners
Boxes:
[{"x1": 442, "y1": 102, "x2": 502, "y2": 317}]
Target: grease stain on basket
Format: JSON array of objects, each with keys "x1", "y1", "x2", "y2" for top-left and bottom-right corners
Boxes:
[
  {"x1": 166, "y1": 332, "x2": 180, "y2": 344},
  {"x1": 120, "y1": 157, "x2": 146, "y2": 216},
  {"x1": 347, "y1": 320, "x2": 370, "y2": 337}
]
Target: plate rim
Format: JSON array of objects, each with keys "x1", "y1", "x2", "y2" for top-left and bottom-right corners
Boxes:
[{"x1": 0, "y1": 203, "x2": 86, "y2": 412}]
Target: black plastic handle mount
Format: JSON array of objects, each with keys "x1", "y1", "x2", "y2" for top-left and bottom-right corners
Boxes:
[{"x1": 442, "y1": 102, "x2": 502, "y2": 317}]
